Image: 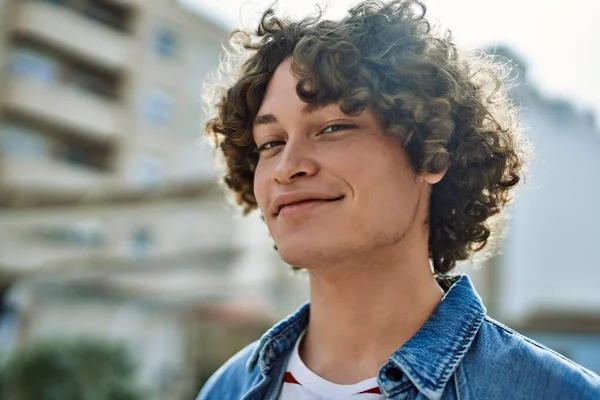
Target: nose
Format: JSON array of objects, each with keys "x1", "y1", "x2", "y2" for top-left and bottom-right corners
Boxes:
[{"x1": 273, "y1": 139, "x2": 319, "y2": 184}]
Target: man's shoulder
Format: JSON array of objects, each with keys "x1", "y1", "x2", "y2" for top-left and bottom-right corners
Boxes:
[
  {"x1": 195, "y1": 340, "x2": 262, "y2": 400},
  {"x1": 464, "y1": 316, "x2": 600, "y2": 398}
]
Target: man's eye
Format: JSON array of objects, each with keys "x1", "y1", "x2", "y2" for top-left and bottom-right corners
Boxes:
[
  {"x1": 257, "y1": 141, "x2": 285, "y2": 152},
  {"x1": 321, "y1": 124, "x2": 355, "y2": 134}
]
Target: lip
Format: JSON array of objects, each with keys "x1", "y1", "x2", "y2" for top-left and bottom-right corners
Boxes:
[{"x1": 271, "y1": 192, "x2": 345, "y2": 216}]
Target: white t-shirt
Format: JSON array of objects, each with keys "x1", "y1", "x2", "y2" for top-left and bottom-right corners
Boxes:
[{"x1": 278, "y1": 331, "x2": 384, "y2": 400}]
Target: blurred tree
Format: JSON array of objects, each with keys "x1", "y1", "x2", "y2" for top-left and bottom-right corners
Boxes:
[{"x1": 0, "y1": 339, "x2": 146, "y2": 400}]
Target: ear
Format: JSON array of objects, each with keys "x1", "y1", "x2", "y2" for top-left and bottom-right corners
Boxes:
[{"x1": 422, "y1": 168, "x2": 448, "y2": 185}]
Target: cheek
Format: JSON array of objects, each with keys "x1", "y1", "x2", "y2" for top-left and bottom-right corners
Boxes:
[
  {"x1": 253, "y1": 167, "x2": 270, "y2": 214},
  {"x1": 349, "y1": 154, "x2": 420, "y2": 225},
  {"x1": 351, "y1": 181, "x2": 420, "y2": 244}
]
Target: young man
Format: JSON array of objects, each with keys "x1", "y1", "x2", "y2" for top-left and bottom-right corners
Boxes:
[{"x1": 197, "y1": 1, "x2": 600, "y2": 399}]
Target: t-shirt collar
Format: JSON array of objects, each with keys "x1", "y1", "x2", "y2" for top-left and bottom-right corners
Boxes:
[{"x1": 247, "y1": 274, "x2": 486, "y2": 398}]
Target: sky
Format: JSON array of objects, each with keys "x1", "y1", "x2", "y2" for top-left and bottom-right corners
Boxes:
[{"x1": 182, "y1": 0, "x2": 600, "y2": 127}]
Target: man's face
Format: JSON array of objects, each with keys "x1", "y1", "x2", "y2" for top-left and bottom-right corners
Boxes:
[{"x1": 252, "y1": 59, "x2": 431, "y2": 269}]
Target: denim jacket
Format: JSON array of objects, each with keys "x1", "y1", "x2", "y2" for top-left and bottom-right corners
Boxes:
[{"x1": 197, "y1": 275, "x2": 600, "y2": 399}]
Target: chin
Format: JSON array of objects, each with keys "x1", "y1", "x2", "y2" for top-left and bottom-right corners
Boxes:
[
  {"x1": 275, "y1": 236, "x2": 352, "y2": 270},
  {"x1": 276, "y1": 244, "x2": 312, "y2": 269},
  {"x1": 274, "y1": 236, "x2": 318, "y2": 268}
]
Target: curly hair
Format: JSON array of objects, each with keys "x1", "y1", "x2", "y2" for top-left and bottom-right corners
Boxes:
[{"x1": 204, "y1": 0, "x2": 526, "y2": 274}]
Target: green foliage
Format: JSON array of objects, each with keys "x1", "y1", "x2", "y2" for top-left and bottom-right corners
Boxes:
[{"x1": 0, "y1": 338, "x2": 146, "y2": 400}]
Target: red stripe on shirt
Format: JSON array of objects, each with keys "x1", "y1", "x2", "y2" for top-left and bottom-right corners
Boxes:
[
  {"x1": 284, "y1": 371, "x2": 381, "y2": 395},
  {"x1": 283, "y1": 372, "x2": 301, "y2": 385},
  {"x1": 356, "y1": 386, "x2": 382, "y2": 395}
]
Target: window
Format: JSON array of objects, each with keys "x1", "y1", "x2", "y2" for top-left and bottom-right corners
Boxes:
[
  {"x1": 11, "y1": 44, "x2": 120, "y2": 100},
  {"x1": 29, "y1": 220, "x2": 107, "y2": 247},
  {"x1": 84, "y1": 0, "x2": 130, "y2": 31},
  {"x1": 54, "y1": 140, "x2": 108, "y2": 171},
  {"x1": 131, "y1": 226, "x2": 153, "y2": 258},
  {"x1": 59, "y1": 148, "x2": 89, "y2": 168},
  {"x1": 129, "y1": 154, "x2": 165, "y2": 188},
  {"x1": 0, "y1": 124, "x2": 50, "y2": 159},
  {"x1": 9, "y1": 48, "x2": 58, "y2": 82},
  {"x1": 67, "y1": 68, "x2": 116, "y2": 98},
  {"x1": 153, "y1": 27, "x2": 179, "y2": 58},
  {"x1": 141, "y1": 89, "x2": 174, "y2": 125}
]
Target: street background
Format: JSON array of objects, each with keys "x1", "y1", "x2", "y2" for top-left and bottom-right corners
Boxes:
[{"x1": 0, "y1": 0, "x2": 598, "y2": 399}]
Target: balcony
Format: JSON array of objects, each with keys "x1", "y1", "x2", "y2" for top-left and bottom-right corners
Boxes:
[
  {"x1": 3, "y1": 78, "x2": 123, "y2": 141},
  {"x1": 0, "y1": 202, "x2": 237, "y2": 276},
  {"x1": 0, "y1": 217, "x2": 110, "y2": 274},
  {"x1": 0, "y1": 157, "x2": 115, "y2": 194},
  {"x1": 10, "y1": 1, "x2": 132, "y2": 72}
]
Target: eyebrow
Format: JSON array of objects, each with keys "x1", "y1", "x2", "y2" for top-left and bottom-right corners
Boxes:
[
  {"x1": 253, "y1": 103, "x2": 321, "y2": 126},
  {"x1": 253, "y1": 113, "x2": 278, "y2": 126}
]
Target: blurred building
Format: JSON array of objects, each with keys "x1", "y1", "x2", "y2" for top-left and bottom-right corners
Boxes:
[
  {"x1": 1, "y1": 1, "x2": 598, "y2": 396},
  {"x1": 462, "y1": 46, "x2": 600, "y2": 374},
  {"x1": 0, "y1": 0, "x2": 308, "y2": 398}
]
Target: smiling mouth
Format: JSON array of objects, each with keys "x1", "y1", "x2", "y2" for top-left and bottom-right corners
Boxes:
[{"x1": 277, "y1": 196, "x2": 344, "y2": 216}]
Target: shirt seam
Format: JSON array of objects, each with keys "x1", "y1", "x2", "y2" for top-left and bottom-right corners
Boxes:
[
  {"x1": 258, "y1": 308, "x2": 310, "y2": 373},
  {"x1": 453, "y1": 367, "x2": 462, "y2": 400},
  {"x1": 386, "y1": 380, "x2": 413, "y2": 397},
  {"x1": 433, "y1": 307, "x2": 483, "y2": 390}
]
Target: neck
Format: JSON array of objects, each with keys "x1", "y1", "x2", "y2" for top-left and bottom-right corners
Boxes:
[{"x1": 300, "y1": 230, "x2": 444, "y2": 384}]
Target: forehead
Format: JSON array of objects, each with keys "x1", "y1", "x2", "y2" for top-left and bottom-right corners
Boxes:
[
  {"x1": 254, "y1": 58, "x2": 380, "y2": 129},
  {"x1": 257, "y1": 59, "x2": 302, "y2": 115}
]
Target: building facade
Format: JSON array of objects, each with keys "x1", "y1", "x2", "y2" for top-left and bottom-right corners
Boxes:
[{"x1": 0, "y1": 1, "x2": 309, "y2": 398}]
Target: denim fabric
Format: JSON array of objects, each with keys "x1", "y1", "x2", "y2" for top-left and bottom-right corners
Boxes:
[{"x1": 196, "y1": 275, "x2": 600, "y2": 399}]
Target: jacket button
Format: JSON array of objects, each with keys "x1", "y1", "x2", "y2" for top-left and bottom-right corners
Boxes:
[{"x1": 385, "y1": 367, "x2": 404, "y2": 381}]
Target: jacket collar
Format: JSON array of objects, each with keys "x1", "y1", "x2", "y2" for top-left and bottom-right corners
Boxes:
[
  {"x1": 386, "y1": 274, "x2": 486, "y2": 399},
  {"x1": 247, "y1": 301, "x2": 310, "y2": 374},
  {"x1": 247, "y1": 274, "x2": 485, "y2": 398}
]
